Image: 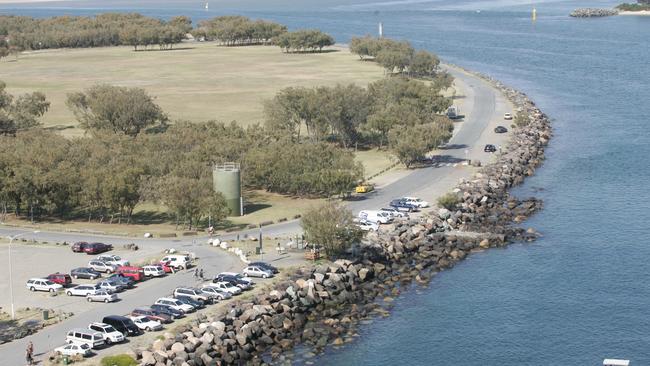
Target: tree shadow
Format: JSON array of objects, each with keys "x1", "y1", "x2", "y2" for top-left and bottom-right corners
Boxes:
[
  {"x1": 440, "y1": 143, "x2": 468, "y2": 150},
  {"x1": 285, "y1": 49, "x2": 340, "y2": 54},
  {"x1": 451, "y1": 95, "x2": 466, "y2": 100},
  {"x1": 43, "y1": 125, "x2": 75, "y2": 131},
  {"x1": 133, "y1": 47, "x2": 196, "y2": 52},
  {"x1": 130, "y1": 210, "x2": 171, "y2": 225},
  {"x1": 244, "y1": 203, "x2": 272, "y2": 215}
]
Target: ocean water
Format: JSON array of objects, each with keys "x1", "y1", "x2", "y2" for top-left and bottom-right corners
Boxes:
[{"x1": 1, "y1": 0, "x2": 649, "y2": 364}]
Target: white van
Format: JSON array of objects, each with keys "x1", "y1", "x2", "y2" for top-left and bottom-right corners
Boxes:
[
  {"x1": 358, "y1": 210, "x2": 393, "y2": 224},
  {"x1": 66, "y1": 328, "x2": 105, "y2": 349},
  {"x1": 160, "y1": 255, "x2": 191, "y2": 270}
]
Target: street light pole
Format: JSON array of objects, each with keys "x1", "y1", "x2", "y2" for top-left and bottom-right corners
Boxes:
[{"x1": 7, "y1": 231, "x2": 39, "y2": 320}]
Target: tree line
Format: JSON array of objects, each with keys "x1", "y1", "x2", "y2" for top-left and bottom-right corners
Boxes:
[
  {"x1": 192, "y1": 15, "x2": 286, "y2": 46},
  {"x1": 0, "y1": 82, "x2": 362, "y2": 226},
  {"x1": 350, "y1": 36, "x2": 444, "y2": 77},
  {"x1": 274, "y1": 29, "x2": 335, "y2": 53},
  {"x1": 0, "y1": 13, "x2": 191, "y2": 52}
]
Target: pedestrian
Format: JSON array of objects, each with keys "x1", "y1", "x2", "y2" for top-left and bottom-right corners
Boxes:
[
  {"x1": 194, "y1": 268, "x2": 199, "y2": 278},
  {"x1": 26, "y1": 341, "x2": 34, "y2": 365},
  {"x1": 199, "y1": 268, "x2": 204, "y2": 280}
]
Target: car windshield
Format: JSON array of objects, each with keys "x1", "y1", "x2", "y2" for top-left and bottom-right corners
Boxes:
[
  {"x1": 104, "y1": 326, "x2": 117, "y2": 332},
  {"x1": 44, "y1": 280, "x2": 55, "y2": 285}
]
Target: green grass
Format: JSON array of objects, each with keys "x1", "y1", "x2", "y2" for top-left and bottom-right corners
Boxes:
[{"x1": 2, "y1": 43, "x2": 384, "y2": 137}]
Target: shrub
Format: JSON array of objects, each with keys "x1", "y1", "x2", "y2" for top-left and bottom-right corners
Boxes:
[
  {"x1": 100, "y1": 354, "x2": 138, "y2": 366},
  {"x1": 513, "y1": 111, "x2": 530, "y2": 127},
  {"x1": 437, "y1": 193, "x2": 461, "y2": 210}
]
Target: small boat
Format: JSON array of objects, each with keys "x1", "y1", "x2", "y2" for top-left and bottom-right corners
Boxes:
[
  {"x1": 205, "y1": 2, "x2": 209, "y2": 10},
  {"x1": 603, "y1": 359, "x2": 630, "y2": 366}
]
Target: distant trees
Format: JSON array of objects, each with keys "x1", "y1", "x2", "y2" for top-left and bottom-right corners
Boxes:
[
  {"x1": 350, "y1": 36, "x2": 442, "y2": 77},
  {"x1": 193, "y1": 16, "x2": 287, "y2": 45},
  {"x1": 274, "y1": 30, "x2": 335, "y2": 53},
  {"x1": 388, "y1": 122, "x2": 453, "y2": 168},
  {"x1": 67, "y1": 85, "x2": 167, "y2": 137},
  {"x1": 301, "y1": 202, "x2": 363, "y2": 258},
  {"x1": 0, "y1": 14, "x2": 188, "y2": 51},
  {"x1": 0, "y1": 81, "x2": 50, "y2": 135}
]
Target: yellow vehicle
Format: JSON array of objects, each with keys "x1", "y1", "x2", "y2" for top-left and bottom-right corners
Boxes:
[{"x1": 355, "y1": 183, "x2": 374, "y2": 194}]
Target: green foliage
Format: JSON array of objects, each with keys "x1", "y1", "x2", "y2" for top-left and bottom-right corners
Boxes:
[
  {"x1": 616, "y1": 2, "x2": 650, "y2": 10},
  {"x1": 0, "y1": 81, "x2": 50, "y2": 135},
  {"x1": 194, "y1": 16, "x2": 286, "y2": 45},
  {"x1": 100, "y1": 354, "x2": 138, "y2": 366},
  {"x1": 0, "y1": 13, "x2": 188, "y2": 51},
  {"x1": 513, "y1": 111, "x2": 530, "y2": 127},
  {"x1": 409, "y1": 50, "x2": 441, "y2": 77},
  {"x1": 437, "y1": 193, "x2": 461, "y2": 210},
  {"x1": 245, "y1": 142, "x2": 363, "y2": 197},
  {"x1": 388, "y1": 122, "x2": 453, "y2": 168},
  {"x1": 274, "y1": 29, "x2": 335, "y2": 53},
  {"x1": 67, "y1": 84, "x2": 167, "y2": 137},
  {"x1": 300, "y1": 202, "x2": 363, "y2": 259}
]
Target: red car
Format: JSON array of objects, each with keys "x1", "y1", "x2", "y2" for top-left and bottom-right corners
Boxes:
[
  {"x1": 83, "y1": 242, "x2": 113, "y2": 255},
  {"x1": 46, "y1": 273, "x2": 72, "y2": 287},
  {"x1": 117, "y1": 266, "x2": 145, "y2": 282},
  {"x1": 160, "y1": 262, "x2": 174, "y2": 273},
  {"x1": 71, "y1": 241, "x2": 89, "y2": 253}
]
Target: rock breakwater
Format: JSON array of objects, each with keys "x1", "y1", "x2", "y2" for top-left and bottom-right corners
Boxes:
[
  {"x1": 570, "y1": 8, "x2": 619, "y2": 17},
  {"x1": 130, "y1": 73, "x2": 552, "y2": 365}
]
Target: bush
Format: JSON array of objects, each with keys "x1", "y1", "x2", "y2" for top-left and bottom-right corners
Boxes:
[
  {"x1": 101, "y1": 354, "x2": 138, "y2": 366},
  {"x1": 437, "y1": 193, "x2": 461, "y2": 210}
]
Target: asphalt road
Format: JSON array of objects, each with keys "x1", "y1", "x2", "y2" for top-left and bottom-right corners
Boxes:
[{"x1": 0, "y1": 67, "x2": 504, "y2": 365}]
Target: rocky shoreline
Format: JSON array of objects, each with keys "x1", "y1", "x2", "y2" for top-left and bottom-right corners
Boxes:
[
  {"x1": 570, "y1": 8, "x2": 619, "y2": 17},
  {"x1": 128, "y1": 73, "x2": 552, "y2": 366}
]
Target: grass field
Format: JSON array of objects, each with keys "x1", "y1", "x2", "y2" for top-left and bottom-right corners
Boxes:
[{"x1": 1, "y1": 42, "x2": 385, "y2": 136}]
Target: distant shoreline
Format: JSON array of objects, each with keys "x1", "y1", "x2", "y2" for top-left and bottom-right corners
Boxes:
[
  {"x1": 618, "y1": 10, "x2": 650, "y2": 15},
  {"x1": 0, "y1": 0, "x2": 67, "y2": 4}
]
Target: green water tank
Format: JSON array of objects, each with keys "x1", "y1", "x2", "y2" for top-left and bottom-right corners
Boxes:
[{"x1": 213, "y1": 162, "x2": 242, "y2": 216}]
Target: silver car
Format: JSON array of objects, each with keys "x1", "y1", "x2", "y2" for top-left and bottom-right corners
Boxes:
[{"x1": 86, "y1": 290, "x2": 118, "y2": 303}]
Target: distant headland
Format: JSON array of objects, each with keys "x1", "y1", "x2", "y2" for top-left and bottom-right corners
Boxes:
[{"x1": 570, "y1": 0, "x2": 650, "y2": 17}]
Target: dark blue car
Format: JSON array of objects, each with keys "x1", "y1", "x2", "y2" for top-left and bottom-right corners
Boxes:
[
  {"x1": 175, "y1": 295, "x2": 205, "y2": 309},
  {"x1": 70, "y1": 267, "x2": 102, "y2": 280},
  {"x1": 150, "y1": 304, "x2": 184, "y2": 320},
  {"x1": 389, "y1": 199, "x2": 418, "y2": 212}
]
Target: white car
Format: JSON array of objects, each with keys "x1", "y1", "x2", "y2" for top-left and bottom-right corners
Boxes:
[
  {"x1": 96, "y1": 254, "x2": 130, "y2": 267},
  {"x1": 242, "y1": 266, "x2": 273, "y2": 279},
  {"x1": 160, "y1": 254, "x2": 191, "y2": 270},
  {"x1": 95, "y1": 280, "x2": 124, "y2": 293},
  {"x1": 130, "y1": 316, "x2": 163, "y2": 332},
  {"x1": 86, "y1": 290, "x2": 118, "y2": 303},
  {"x1": 209, "y1": 281, "x2": 242, "y2": 295},
  {"x1": 401, "y1": 197, "x2": 429, "y2": 208},
  {"x1": 88, "y1": 322, "x2": 125, "y2": 345},
  {"x1": 155, "y1": 297, "x2": 194, "y2": 313},
  {"x1": 66, "y1": 284, "x2": 99, "y2": 297},
  {"x1": 54, "y1": 343, "x2": 92, "y2": 357},
  {"x1": 88, "y1": 260, "x2": 118, "y2": 273},
  {"x1": 26, "y1": 278, "x2": 63, "y2": 293},
  {"x1": 143, "y1": 265, "x2": 166, "y2": 277},
  {"x1": 504, "y1": 112, "x2": 513, "y2": 120},
  {"x1": 380, "y1": 207, "x2": 408, "y2": 218},
  {"x1": 355, "y1": 219, "x2": 379, "y2": 232},
  {"x1": 200, "y1": 285, "x2": 233, "y2": 300}
]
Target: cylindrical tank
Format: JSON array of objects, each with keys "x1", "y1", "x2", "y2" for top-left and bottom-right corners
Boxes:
[{"x1": 213, "y1": 162, "x2": 242, "y2": 216}]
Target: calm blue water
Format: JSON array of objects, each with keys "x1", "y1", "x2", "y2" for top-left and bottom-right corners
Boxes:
[{"x1": 2, "y1": 0, "x2": 649, "y2": 364}]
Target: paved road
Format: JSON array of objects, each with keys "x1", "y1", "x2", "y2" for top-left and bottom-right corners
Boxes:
[{"x1": 0, "y1": 67, "x2": 506, "y2": 365}]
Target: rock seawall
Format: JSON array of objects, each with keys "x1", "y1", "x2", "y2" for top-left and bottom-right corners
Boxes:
[
  {"x1": 570, "y1": 8, "x2": 619, "y2": 17},
  {"x1": 130, "y1": 73, "x2": 552, "y2": 366}
]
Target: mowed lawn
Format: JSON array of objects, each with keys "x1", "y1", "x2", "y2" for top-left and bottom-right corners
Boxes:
[{"x1": 1, "y1": 42, "x2": 385, "y2": 136}]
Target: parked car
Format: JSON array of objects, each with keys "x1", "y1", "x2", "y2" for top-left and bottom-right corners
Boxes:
[
  {"x1": 129, "y1": 316, "x2": 163, "y2": 332},
  {"x1": 71, "y1": 241, "x2": 89, "y2": 253},
  {"x1": 154, "y1": 297, "x2": 194, "y2": 313},
  {"x1": 54, "y1": 343, "x2": 91, "y2": 357},
  {"x1": 45, "y1": 273, "x2": 72, "y2": 287},
  {"x1": 150, "y1": 304, "x2": 184, "y2": 320},
  {"x1": 102, "y1": 315, "x2": 141, "y2": 337},
  {"x1": 89, "y1": 260, "x2": 118, "y2": 273},
  {"x1": 218, "y1": 272, "x2": 255, "y2": 285},
  {"x1": 26, "y1": 278, "x2": 63, "y2": 293},
  {"x1": 380, "y1": 207, "x2": 408, "y2": 218},
  {"x1": 247, "y1": 262, "x2": 279, "y2": 274},
  {"x1": 83, "y1": 242, "x2": 112, "y2": 255},
  {"x1": 88, "y1": 322, "x2": 125, "y2": 345},
  {"x1": 173, "y1": 287, "x2": 211, "y2": 304},
  {"x1": 175, "y1": 295, "x2": 205, "y2": 309},
  {"x1": 65, "y1": 329, "x2": 105, "y2": 349},
  {"x1": 354, "y1": 219, "x2": 379, "y2": 232},
  {"x1": 401, "y1": 197, "x2": 429, "y2": 208},
  {"x1": 389, "y1": 199, "x2": 418, "y2": 212},
  {"x1": 116, "y1": 266, "x2": 144, "y2": 282},
  {"x1": 131, "y1": 307, "x2": 172, "y2": 324},
  {"x1": 107, "y1": 274, "x2": 135, "y2": 288},
  {"x1": 494, "y1": 125, "x2": 508, "y2": 133},
  {"x1": 87, "y1": 290, "x2": 118, "y2": 303},
  {"x1": 70, "y1": 267, "x2": 101, "y2": 280},
  {"x1": 213, "y1": 274, "x2": 252, "y2": 290},
  {"x1": 160, "y1": 254, "x2": 191, "y2": 270},
  {"x1": 96, "y1": 280, "x2": 124, "y2": 293},
  {"x1": 211, "y1": 281, "x2": 244, "y2": 294},
  {"x1": 199, "y1": 285, "x2": 232, "y2": 301},
  {"x1": 143, "y1": 265, "x2": 166, "y2": 277},
  {"x1": 66, "y1": 284, "x2": 99, "y2": 297},
  {"x1": 159, "y1": 262, "x2": 174, "y2": 273},
  {"x1": 358, "y1": 210, "x2": 393, "y2": 224},
  {"x1": 243, "y1": 266, "x2": 273, "y2": 279},
  {"x1": 96, "y1": 254, "x2": 129, "y2": 267},
  {"x1": 484, "y1": 144, "x2": 497, "y2": 153},
  {"x1": 503, "y1": 112, "x2": 513, "y2": 120}
]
